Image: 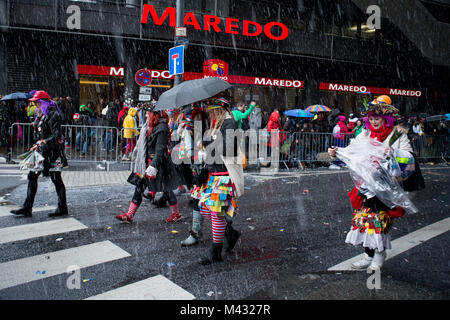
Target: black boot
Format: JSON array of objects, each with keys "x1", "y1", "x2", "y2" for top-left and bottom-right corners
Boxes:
[
  {"x1": 224, "y1": 223, "x2": 241, "y2": 253},
  {"x1": 10, "y1": 206, "x2": 32, "y2": 217},
  {"x1": 199, "y1": 242, "x2": 223, "y2": 265},
  {"x1": 48, "y1": 172, "x2": 68, "y2": 217},
  {"x1": 11, "y1": 171, "x2": 39, "y2": 217},
  {"x1": 49, "y1": 207, "x2": 68, "y2": 217}
]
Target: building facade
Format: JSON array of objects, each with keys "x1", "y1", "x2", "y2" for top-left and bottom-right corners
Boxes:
[{"x1": 0, "y1": 0, "x2": 449, "y2": 115}]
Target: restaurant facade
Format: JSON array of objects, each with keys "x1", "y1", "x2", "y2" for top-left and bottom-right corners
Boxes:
[{"x1": 0, "y1": 0, "x2": 448, "y2": 115}]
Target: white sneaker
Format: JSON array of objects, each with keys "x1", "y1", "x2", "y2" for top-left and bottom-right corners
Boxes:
[
  {"x1": 351, "y1": 253, "x2": 373, "y2": 270},
  {"x1": 368, "y1": 250, "x2": 387, "y2": 270}
]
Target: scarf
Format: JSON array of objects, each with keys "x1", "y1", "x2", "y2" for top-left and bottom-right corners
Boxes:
[{"x1": 369, "y1": 123, "x2": 393, "y2": 142}]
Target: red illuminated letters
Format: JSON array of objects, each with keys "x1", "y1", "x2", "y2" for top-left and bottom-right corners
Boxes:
[
  {"x1": 243, "y1": 20, "x2": 263, "y2": 37},
  {"x1": 184, "y1": 12, "x2": 201, "y2": 30},
  {"x1": 204, "y1": 15, "x2": 222, "y2": 32},
  {"x1": 141, "y1": 4, "x2": 289, "y2": 41},
  {"x1": 225, "y1": 18, "x2": 240, "y2": 35},
  {"x1": 141, "y1": 5, "x2": 175, "y2": 26}
]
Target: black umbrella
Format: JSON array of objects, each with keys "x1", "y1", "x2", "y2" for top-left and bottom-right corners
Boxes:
[
  {"x1": 154, "y1": 77, "x2": 232, "y2": 111},
  {"x1": 0, "y1": 92, "x2": 33, "y2": 101}
]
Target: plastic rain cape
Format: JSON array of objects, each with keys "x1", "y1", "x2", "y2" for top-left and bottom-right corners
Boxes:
[
  {"x1": 19, "y1": 150, "x2": 45, "y2": 172},
  {"x1": 336, "y1": 134, "x2": 418, "y2": 213}
]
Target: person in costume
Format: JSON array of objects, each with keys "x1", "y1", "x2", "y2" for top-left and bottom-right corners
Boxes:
[
  {"x1": 11, "y1": 90, "x2": 69, "y2": 217},
  {"x1": 328, "y1": 95, "x2": 420, "y2": 270},
  {"x1": 180, "y1": 106, "x2": 210, "y2": 247},
  {"x1": 115, "y1": 106, "x2": 182, "y2": 223},
  {"x1": 187, "y1": 98, "x2": 242, "y2": 265},
  {"x1": 122, "y1": 107, "x2": 139, "y2": 161}
]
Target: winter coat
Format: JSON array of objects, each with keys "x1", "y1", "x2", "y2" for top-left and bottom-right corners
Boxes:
[
  {"x1": 204, "y1": 115, "x2": 239, "y2": 174},
  {"x1": 267, "y1": 111, "x2": 285, "y2": 147},
  {"x1": 117, "y1": 106, "x2": 129, "y2": 127},
  {"x1": 333, "y1": 121, "x2": 349, "y2": 140},
  {"x1": 354, "y1": 125, "x2": 364, "y2": 137},
  {"x1": 232, "y1": 104, "x2": 255, "y2": 129},
  {"x1": 249, "y1": 106, "x2": 262, "y2": 130},
  {"x1": 105, "y1": 102, "x2": 120, "y2": 128},
  {"x1": 122, "y1": 108, "x2": 139, "y2": 139},
  {"x1": 145, "y1": 119, "x2": 179, "y2": 193},
  {"x1": 34, "y1": 108, "x2": 66, "y2": 175}
]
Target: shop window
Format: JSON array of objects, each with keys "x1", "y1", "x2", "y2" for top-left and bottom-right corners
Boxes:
[
  {"x1": 253, "y1": 86, "x2": 275, "y2": 112},
  {"x1": 233, "y1": 85, "x2": 252, "y2": 105},
  {"x1": 79, "y1": 75, "x2": 124, "y2": 106}
]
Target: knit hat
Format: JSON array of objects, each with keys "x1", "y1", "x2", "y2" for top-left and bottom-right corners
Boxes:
[{"x1": 338, "y1": 115, "x2": 346, "y2": 122}]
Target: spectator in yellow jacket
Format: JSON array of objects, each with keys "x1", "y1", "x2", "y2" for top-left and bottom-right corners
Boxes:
[{"x1": 122, "y1": 107, "x2": 139, "y2": 160}]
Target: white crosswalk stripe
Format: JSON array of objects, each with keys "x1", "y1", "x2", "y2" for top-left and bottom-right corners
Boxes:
[
  {"x1": 85, "y1": 275, "x2": 195, "y2": 300},
  {"x1": 0, "y1": 209, "x2": 196, "y2": 299},
  {"x1": 0, "y1": 218, "x2": 87, "y2": 244},
  {"x1": 328, "y1": 217, "x2": 450, "y2": 271},
  {"x1": 0, "y1": 204, "x2": 58, "y2": 217},
  {"x1": 0, "y1": 240, "x2": 131, "y2": 290}
]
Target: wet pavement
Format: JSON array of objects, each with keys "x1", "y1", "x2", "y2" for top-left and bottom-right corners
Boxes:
[{"x1": 0, "y1": 164, "x2": 449, "y2": 300}]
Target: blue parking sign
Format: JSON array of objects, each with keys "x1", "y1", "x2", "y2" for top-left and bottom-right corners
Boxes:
[{"x1": 169, "y1": 45, "x2": 184, "y2": 76}]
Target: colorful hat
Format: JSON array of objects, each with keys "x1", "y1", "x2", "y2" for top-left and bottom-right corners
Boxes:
[
  {"x1": 361, "y1": 95, "x2": 399, "y2": 117},
  {"x1": 206, "y1": 97, "x2": 230, "y2": 111}
]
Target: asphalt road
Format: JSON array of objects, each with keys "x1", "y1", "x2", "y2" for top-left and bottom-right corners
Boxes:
[{"x1": 0, "y1": 166, "x2": 449, "y2": 302}]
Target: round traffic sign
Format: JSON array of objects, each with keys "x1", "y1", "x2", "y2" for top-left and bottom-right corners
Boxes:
[{"x1": 135, "y1": 69, "x2": 152, "y2": 87}]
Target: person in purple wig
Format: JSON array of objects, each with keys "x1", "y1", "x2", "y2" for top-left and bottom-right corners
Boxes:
[{"x1": 10, "y1": 90, "x2": 69, "y2": 218}]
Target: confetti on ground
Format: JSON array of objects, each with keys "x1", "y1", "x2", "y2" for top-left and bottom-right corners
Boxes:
[
  {"x1": 116, "y1": 205, "x2": 122, "y2": 208},
  {"x1": 303, "y1": 189, "x2": 310, "y2": 194},
  {"x1": 167, "y1": 262, "x2": 176, "y2": 268},
  {"x1": 248, "y1": 226, "x2": 255, "y2": 231},
  {"x1": 83, "y1": 278, "x2": 94, "y2": 283},
  {"x1": 207, "y1": 291, "x2": 214, "y2": 297},
  {"x1": 280, "y1": 229, "x2": 285, "y2": 232},
  {"x1": 55, "y1": 238, "x2": 63, "y2": 242},
  {"x1": 107, "y1": 226, "x2": 112, "y2": 230},
  {"x1": 323, "y1": 222, "x2": 329, "y2": 225},
  {"x1": 171, "y1": 230, "x2": 178, "y2": 234}
]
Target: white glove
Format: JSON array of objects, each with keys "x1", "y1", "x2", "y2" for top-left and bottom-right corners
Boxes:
[{"x1": 145, "y1": 165, "x2": 158, "y2": 178}]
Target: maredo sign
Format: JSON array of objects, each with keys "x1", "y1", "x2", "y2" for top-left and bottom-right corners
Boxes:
[
  {"x1": 141, "y1": 4, "x2": 289, "y2": 41},
  {"x1": 76, "y1": 64, "x2": 304, "y2": 89},
  {"x1": 320, "y1": 82, "x2": 422, "y2": 97}
]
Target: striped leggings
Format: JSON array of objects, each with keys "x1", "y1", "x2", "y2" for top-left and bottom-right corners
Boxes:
[{"x1": 200, "y1": 203, "x2": 227, "y2": 243}]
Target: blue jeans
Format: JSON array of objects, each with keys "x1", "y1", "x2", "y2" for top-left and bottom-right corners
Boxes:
[
  {"x1": 332, "y1": 138, "x2": 345, "y2": 166},
  {"x1": 76, "y1": 132, "x2": 88, "y2": 154},
  {"x1": 102, "y1": 130, "x2": 114, "y2": 150}
]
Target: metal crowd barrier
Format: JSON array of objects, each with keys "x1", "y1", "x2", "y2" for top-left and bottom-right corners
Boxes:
[
  {"x1": 8, "y1": 123, "x2": 129, "y2": 164},
  {"x1": 8, "y1": 124, "x2": 449, "y2": 167},
  {"x1": 411, "y1": 134, "x2": 449, "y2": 162}
]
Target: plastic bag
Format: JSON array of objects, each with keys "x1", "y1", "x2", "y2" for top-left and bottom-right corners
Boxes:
[
  {"x1": 19, "y1": 150, "x2": 45, "y2": 172},
  {"x1": 336, "y1": 134, "x2": 418, "y2": 213}
]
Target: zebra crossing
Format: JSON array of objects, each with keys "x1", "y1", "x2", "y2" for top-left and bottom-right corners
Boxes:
[{"x1": 0, "y1": 203, "x2": 195, "y2": 300}]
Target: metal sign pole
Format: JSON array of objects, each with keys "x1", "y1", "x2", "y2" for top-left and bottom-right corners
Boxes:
[{"x1": 174, "y1": 0, "x2": 184, "y2": 87}]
